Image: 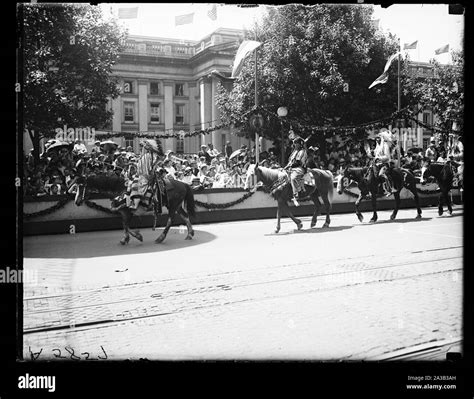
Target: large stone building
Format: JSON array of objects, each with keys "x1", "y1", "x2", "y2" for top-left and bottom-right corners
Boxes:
[{"x1": 103, "y1": 27, "x2": 270, "y2": 155}]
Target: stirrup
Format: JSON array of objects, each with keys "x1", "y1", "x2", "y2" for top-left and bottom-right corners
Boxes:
[{"x1": 292, "y1": 197, "x2": 300, "y2": 207}]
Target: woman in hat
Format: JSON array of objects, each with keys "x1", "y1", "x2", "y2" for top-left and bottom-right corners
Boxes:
[
  {"x1": 128, "y1": 139, "x2": 160, "y2": 210},
  {"x1": 198, "y1": 145, "x2": 212, "y2": 165},
  {"x1": 284, "y1": 136, "x2": 308, "y2": 206}
]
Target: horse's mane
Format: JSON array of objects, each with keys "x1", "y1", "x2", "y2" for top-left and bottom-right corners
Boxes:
[
  {"x1": 346, "y1": 167, "x2": 368, "y2": 180},
  {"x1": 256, "y1": 165, "x2": 282, "y2": 182},
  {"x1": 86, "y1": 174, "x2": 126, "y2": 194}
]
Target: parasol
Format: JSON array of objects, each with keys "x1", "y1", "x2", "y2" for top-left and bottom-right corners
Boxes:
[
  {"x1": 45, "y1": 140, "x2": 73, "y2": 153},
  {"x1": 229, "y1": 148, "x2": 243, "y2": 160}
]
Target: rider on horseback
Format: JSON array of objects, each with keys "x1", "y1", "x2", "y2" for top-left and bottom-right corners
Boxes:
[
  {"x1": 371, "y1": 129, "x2": 397, "y2": 196},
  {"x1": 285, "y1": 136, "x2": 308, "y2": 207},
  {"x1": 128, "y1": 139, "x2": 161, "y2": 210}
]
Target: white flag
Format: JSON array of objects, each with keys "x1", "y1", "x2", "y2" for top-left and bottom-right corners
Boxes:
[
  {"x1": 369, "y1": 51, "x2": 401, "y2": 89},
  {"x1": 231, "y1": 40, "x2": 262, "y2": 78}
]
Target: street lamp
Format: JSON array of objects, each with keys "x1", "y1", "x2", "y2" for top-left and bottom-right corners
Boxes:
[{"x1": 277, "y1": 106, "x2": 288, "y2": 166}]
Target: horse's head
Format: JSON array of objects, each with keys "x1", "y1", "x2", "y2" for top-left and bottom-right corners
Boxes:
[
  {"x1": 336, "y1": 165, "x2": 350, "y2": 195},
  {"x1": 244, "y1": 163, "x2": 259, "y2": 191},
  {"x1": 74, "y1": 175, "x2": 88, "y2": 206},
  {"x1": 419, "y1": 159, "x2": 431, "y2": 184}
]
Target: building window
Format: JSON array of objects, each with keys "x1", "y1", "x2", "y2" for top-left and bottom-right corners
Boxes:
[
  {"x1": 125, "y1": 139, "x2": 134, "y2": 151},
  {"x1": 423, "y1": 112, "x2": 432, "y2": 126},
  {"x1": 150, "y1": 103, "x2": 160, "y2": 123},
  {"x1": 150, "y1": 82, "x2": 159, "y2": 95},
  {"x1": 124, "y1": 102, "x2": 135, "y2": 123},
  {"x1": 176, "y1": 137, "x2": 184, "y2": 154},
  {"x1": 175, "y1": 83, "x2": 184, "y2": 97},
  {"x1": 123, "y1": 80, "x2": 133, "y2": 94},
  {"x1": 175, "y1": 104, "x2": 185, "y2": 125}
]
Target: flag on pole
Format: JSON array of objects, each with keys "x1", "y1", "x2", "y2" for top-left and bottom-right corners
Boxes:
[
  {"x1": 207, "y1": 4, "x2": 217, "y2": 21},
  {"x1": 435, "y1": 44, "x2": 449, "y2": 55},
  {"x1": 118, "y1": 7, "x2": 138, "y2": 19},
  {"x1": 368, "y1": 51, "x2": 401, "y2": 89},
  {"x1": 403, "y1": 40, "x2": 418, "y2": 50},
  {"x1": 231, "y1": 40, "x2": 262, "y2": 78},
  {"x1": 175, "y1": 13, "x2": 194, "y2": 26}
]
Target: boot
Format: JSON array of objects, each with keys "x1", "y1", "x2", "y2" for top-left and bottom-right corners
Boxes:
[{"x1": 129, "y1": 197, "x2": 140, "y2": 210}]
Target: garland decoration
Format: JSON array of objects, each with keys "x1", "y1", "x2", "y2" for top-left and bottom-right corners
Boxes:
[
  {"x1": 85, "y1": 199, "x2": 118, "y2": 215},
  {"x1": 23, "y1": 197, "x2": 71, "y2": 219},
  {"x1": 194, "y1": 190, "x2": 255, "y2": 209}
]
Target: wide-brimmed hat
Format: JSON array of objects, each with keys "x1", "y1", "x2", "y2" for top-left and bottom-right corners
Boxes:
[
  {"x1": 377, "y1": 130, "x2": 393, "y2": 143},
  {"x1": 293, "y1": 136, "x2": 304, "y2": 145},
  {"x1": 140, "y1": 139, "x2": 160, "y2": 153}
]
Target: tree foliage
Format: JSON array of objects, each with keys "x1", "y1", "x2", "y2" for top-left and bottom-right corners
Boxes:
[
  {"x1": 216, "y1": 4, "x2": 401, "y2": 149},
  {"x1": 402, "y1": 50, "x2": 464, "y2": 139},
  {"x1": 21, "y1": 4, "x2": 127, "y2": 157}
]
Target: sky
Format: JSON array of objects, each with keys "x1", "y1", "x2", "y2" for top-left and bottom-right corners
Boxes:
[{"x1": 101, "y1": 3, "x2": 464, "y2": 63}]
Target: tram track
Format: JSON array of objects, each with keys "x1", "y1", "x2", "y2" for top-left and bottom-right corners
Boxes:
[{"x1": 24, "y1": 246, "x2": 462, "y2": 334}]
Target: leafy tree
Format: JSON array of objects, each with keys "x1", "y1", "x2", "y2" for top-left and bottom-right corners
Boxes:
[
  {"x1": 402, "y1": 49, "x2": 464, "y2": 141},
  {"x1": 21, "y1": 3, "x2": 127, "y2": 162},
  {"x1": 215, "y1": 4, "x2": 401, "y2": 154}
]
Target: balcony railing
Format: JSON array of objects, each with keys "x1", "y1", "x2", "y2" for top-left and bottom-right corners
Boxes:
[{"x1": 122, "y1": 41, "x2": 197, "y2": 58}]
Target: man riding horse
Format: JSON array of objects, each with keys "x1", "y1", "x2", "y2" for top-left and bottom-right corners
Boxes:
[
  {"x1": 127, "y1": 139, "x2": 167, "y2": 211},
  {"x1": 284, "y1": 136, "x2": 308, "y2": 206},
  {"x1": 369, "y1": 128, "x2": 397, "y2": 196}
]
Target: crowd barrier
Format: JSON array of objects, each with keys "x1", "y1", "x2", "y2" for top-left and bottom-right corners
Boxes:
[{"x1": 22, "y1": 182, "x2": 462, "y2": 236}]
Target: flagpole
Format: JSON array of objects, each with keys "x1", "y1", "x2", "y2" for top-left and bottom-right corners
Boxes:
[
  {"x1": 255, "y1": 33, "x2": 259, "y2": 164},
  {"x1": 397, "y1": 38, "x2": 401, "y2": 167}
]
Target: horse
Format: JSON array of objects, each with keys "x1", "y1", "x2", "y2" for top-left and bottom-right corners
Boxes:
[
  {"x1": 336, "y1": 163, "x2": 422, "y2": 223},
  {"x1": 244, "y1": 163, "x2": 333, "y2": 233},
  {"x1": 74, "y1": 173, "x2": 196, "y2": 244},
  {"x1": 420, "y1": 160, "x2": 456, "y2": 215}
]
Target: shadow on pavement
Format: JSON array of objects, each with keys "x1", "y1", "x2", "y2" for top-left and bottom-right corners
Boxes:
[
  {"x1": 23, "y1": 229, "x2": 217, "y2": 259},
  {"x1": 265, "y1": 225, "x2": 354, "y2": 236},
  {"x1": 357, "y1": 217, "x2": 433, "y2": 225}
]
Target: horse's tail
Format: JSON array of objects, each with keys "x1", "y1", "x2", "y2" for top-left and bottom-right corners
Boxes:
[
  {"x1": 318, "y1": 169, "x2": 334, "y2": 201},
  {"x1": 325, "y1": 170, "x2": 334, "y2": 201},
  {"x1": 184, "y1": 183, "x2": 196, "y2": 219}
]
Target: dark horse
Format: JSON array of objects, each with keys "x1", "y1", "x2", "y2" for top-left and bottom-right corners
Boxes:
[
  {"x1": 336, "y1": 163, "x2": 422, "y2": 223},
  {"x1": 74, "y1": 173, "x2": 196, "y2": 244},
  {"x1": 244, "y1": 164, "x2": 333, "y2": 233},
  {"x1": 420, "y1": 160, "x2": 455, "y2": 216}
]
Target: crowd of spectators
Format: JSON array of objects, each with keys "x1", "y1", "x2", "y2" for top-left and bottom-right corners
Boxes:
[{"x1": 24, "y1": 134, "x2": 458, "y2": 197}]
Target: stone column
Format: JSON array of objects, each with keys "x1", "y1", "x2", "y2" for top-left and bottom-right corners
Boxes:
[
  {"x1": 211, "y1": 76, "x2": 220, "y2": 150},
  {"x1": 199, "y1": 77, "x2": 212, "y2": 147},
  {"x1": 188, "y1": 82, "x2": 197, "y2": 154},
  {"x1": 163, "y1": 80, "x2": 174, "y2": 152},
  {"x1": 138, "y1": 80, "x2": 148, "y2": 134},
  {"x1": 112, "y1": 97, "x2": 121, "y2": 133}
]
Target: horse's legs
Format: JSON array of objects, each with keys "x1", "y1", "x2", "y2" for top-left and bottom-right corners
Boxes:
[
  {"x1": 310, "y1": 194, "x2": 321, "y2": 228},
  {"x1": 155, "y1": 210, "x2": 174, "y2": 243},
  {"x1": 275, "y1": 203, "x2": 282, "y2": 233},
  {"x1": 438, "y1": 192, "x2": 444, "y2": 216},
  {"x1": 119, "y1": 209, "x2": 130, "y2": 245},
  {"x1": 281, "y1": 201, "x2": 303, "y2": 230},
  {"x1": 446, "y1": 190, "x2": 453, "y2": 215},
  {"x1": 370, "y1": 190, "x2": 378, "y2": 223},
  {"x1": 123, "y1": 209, "x2": 142, "y2": 242},
  {"x1": 390, "y1": 191, "x2": 401, "y2": 220},
  {"x1": 355, "y1": 193, "x2": 364, "y2": 222},
  {"x1": 321, "y1": 193, "x2": 331, "y2": 228},
  {"x1": 177, "y1": 206, "x2": 194, "y2": 240},
  {"x1": 409, "y1": 183, "x2": 422, "y2": 218}
]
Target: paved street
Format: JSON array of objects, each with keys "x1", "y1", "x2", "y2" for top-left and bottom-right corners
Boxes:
[{"x1": 22, "y1": 205, "x2": 463, "y2": 361}]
